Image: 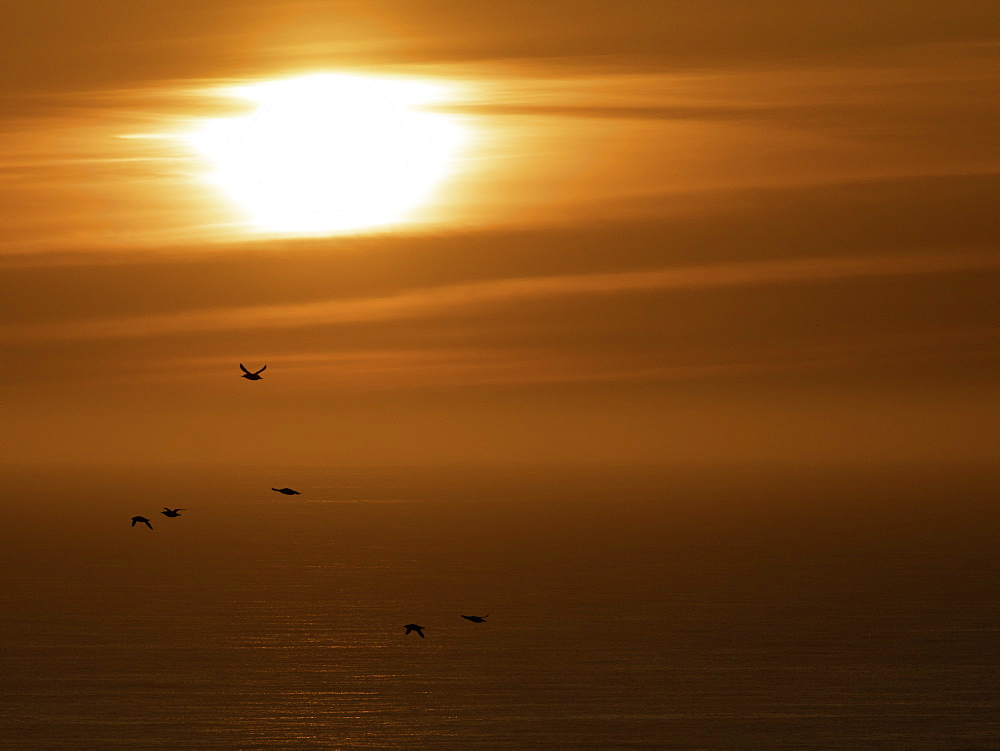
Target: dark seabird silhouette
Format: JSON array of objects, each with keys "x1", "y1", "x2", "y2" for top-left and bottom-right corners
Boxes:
[
  {"x1": 240, "y1": 363, "x2": 266, "y2": 380},
  {"x1": 272, "y1": 488, "x2": 300, "y2": 495},
  {"x1": 161, "y1": 508, "x2": 186, "y2": 517},
  {"x1": 131, "y1": 516, "x2": 153, "y2": 529},
  {"x1": 404, "y1": 624, "x2": 426, "y2": 638},
  {"x1": 461, "y1": 615, "x2": 488, "y2": 623}
]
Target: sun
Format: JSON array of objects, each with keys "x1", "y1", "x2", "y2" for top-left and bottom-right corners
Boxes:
[{"x1": 188, "y1": 74, "x2": 467, "y2": 234}]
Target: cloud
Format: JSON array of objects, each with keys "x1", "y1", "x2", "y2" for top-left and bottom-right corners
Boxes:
[
  {"x1": 4, "y1": 2, "x2": 994, "y2": 100},
  {"x1": 3, "y1": 251, "x2": 994, "y2": 344}
]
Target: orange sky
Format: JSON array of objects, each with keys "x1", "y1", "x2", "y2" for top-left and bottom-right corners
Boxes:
[{"x1": 1, "y1": 1, "x2": 997, "y2": 466}]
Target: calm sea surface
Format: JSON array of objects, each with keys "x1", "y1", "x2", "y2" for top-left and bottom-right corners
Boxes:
[{"x1": 2, "y1": 464, "x2": 997, "y2": 749}]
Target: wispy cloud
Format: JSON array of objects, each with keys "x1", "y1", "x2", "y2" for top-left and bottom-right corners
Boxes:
[{"x1": 3, "y1": 251, "x2": 994, "y2": 343}]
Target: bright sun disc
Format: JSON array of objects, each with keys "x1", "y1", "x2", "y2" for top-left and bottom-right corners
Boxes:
[{"x1": 189, "y1": 74, "x2": 466, "y2": 234}]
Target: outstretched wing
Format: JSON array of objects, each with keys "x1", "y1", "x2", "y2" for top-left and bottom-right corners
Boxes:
[
  {"x1": 131, "y1": 519, "x2": 137, "y2": 526},
  {"x1": 253, "y1": 365, "x2": 267, "y2": 376},
  {"x1": 143, "y1": 520, "x2": 153, "y2": 529},
  {"x1": 239, "y1": 363, "x2": 251, "y2": 375}
]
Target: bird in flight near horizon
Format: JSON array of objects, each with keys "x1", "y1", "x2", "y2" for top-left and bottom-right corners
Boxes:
[
  {"x1": 272, "y1": 487, "x2": 300, "y2": 495},
  {"x1": 461, "y1": 615, "x2": 489, "y2": 623},
  {"x1": 131, "y1": 516, "x2": 153, "y2": 529},
  {"x1": 404, "y1": 624, "x2": 426, "y2": 638},
  {"x1": 240, "y1": 363, "x2": 266, "y2": 380},
  {"x1": 161, "y1": 508, "x2": 186, "y2": 517}
]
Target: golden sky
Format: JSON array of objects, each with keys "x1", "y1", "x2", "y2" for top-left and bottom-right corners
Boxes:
[{"x1": 1, "y1": 1, "x2": 997, "y2": 466}]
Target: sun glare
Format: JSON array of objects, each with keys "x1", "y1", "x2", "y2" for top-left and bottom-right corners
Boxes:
[{"x1": 187, "y1": 74, "x2": 467, "y2": 234}]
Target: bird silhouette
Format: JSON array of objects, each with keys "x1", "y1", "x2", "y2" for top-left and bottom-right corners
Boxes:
[
  {"x1": 131, "y1": 516, "x2": 153, "y2": 529},
  {"x1": 161, "y1": 508, "x2": 186, "y2": 517},
  {"x1": 461, "y1": 615, "x2": 488, "y2": 623},
  {"x1": 272, "y1": 487, "x2": 300, "y2": 495},
  {"x1": 404, "y1": 624, "x2": 426, "y2": 638},
  {"x1": 240, "y1": 363, "x2": 266, "y2": 380}
]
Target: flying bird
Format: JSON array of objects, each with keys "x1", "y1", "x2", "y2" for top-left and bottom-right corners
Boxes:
[
  {"x1": 404, "y1": 624, "x2": 426, "y2": 638},
  {"x1": 461, "y1": 615, "x2": 488, "y2": 623},
  {"x1": 240, "y1": 363, "x2": 266, "y2": 380},
  {"x1": 272, "y1": 488, "x2": 300, "y2": 495},
  {"x1": 161, "y1": 508, "x2": 186, "y2": 517},
  {"x1": 131, "y1": 516, "x2": 153, "y2": 529}
]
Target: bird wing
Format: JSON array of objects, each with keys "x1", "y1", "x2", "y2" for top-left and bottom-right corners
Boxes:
[
  {"x1": 144, "y1": 521, "x2": 153, "y2": 528},
  {"x1": 239, "y1": 363, "x2": 251, "y2": 374},
  {"x1": 253, "y1": 365, "x2": 267, "y2": 375},
  {"x1": 131, "y1": 519, "x2": 137, "y2": 526}
]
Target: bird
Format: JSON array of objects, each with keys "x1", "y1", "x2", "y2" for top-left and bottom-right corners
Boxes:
[
  {"x1": 404, "y1": 624, "x2": 426, "y2": 638},
  {"x1": 272, "y1": 488, "x2": 300, "y2": 495},
  {"x1": 461, "y1": 615, "x2": 488, "y2": 623},
  {"x1": 131, "y1": 516, "x2": 153, "y2": 529},
  {"x1": 240, "y1": 363, "x2": 266, "y2": 380},
  {"x1": 161, "y1": 508, "x2": 186, "y2": 517}
]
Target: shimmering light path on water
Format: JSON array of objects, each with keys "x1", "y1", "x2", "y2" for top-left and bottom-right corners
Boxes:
[{"x1": 2, "y1": 465, "x2": 997, "y2": 748}]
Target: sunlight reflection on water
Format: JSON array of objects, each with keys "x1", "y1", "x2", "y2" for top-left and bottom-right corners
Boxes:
[{"x1": 2, "y1": 465, "x2": 998, "y2": 748}]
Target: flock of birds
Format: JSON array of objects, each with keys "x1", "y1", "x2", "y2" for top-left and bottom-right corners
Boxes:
[{"x1": 129, "y1": 364, "x2": 490, "y2": 640}]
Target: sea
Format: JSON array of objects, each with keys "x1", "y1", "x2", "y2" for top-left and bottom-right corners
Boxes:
[{"x1": 2, "y1": 463, "x2": 997, "y2": 749}]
